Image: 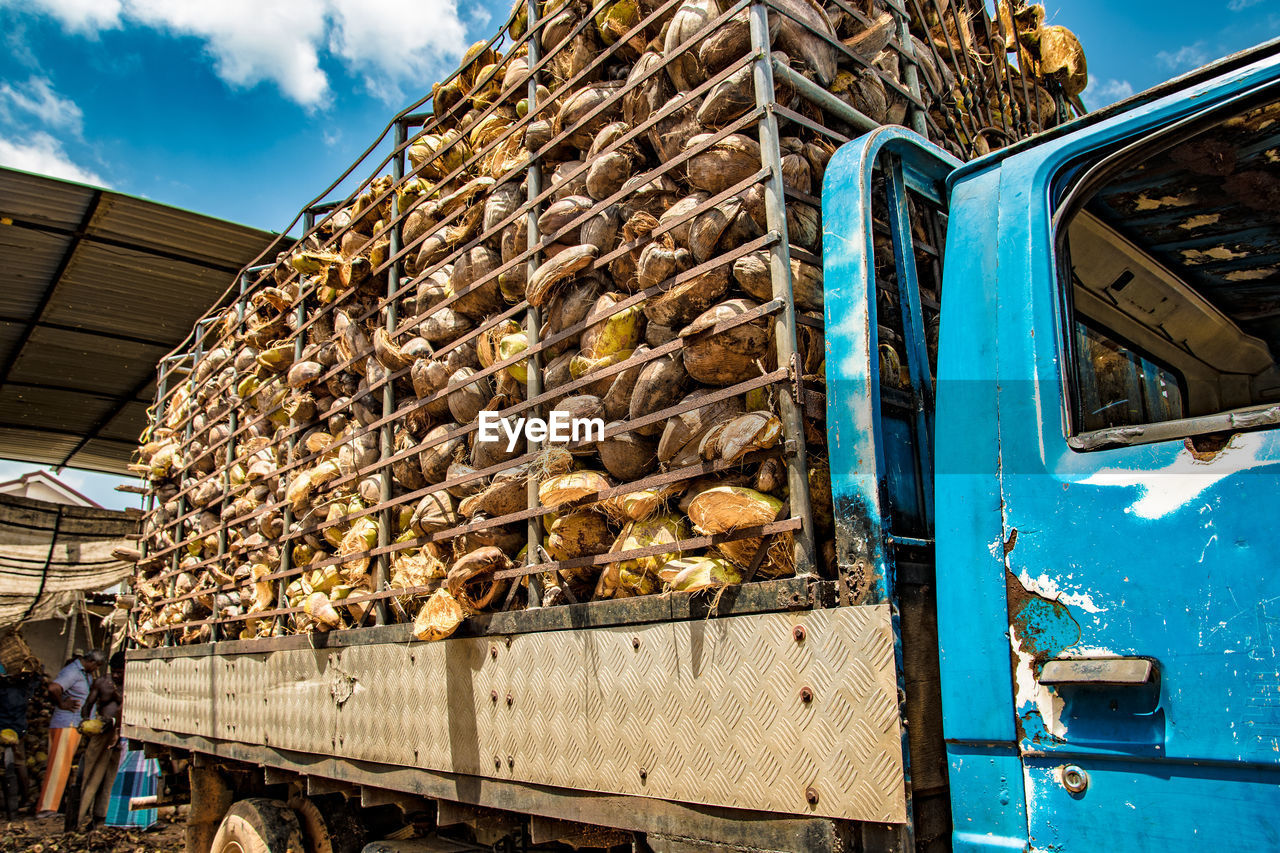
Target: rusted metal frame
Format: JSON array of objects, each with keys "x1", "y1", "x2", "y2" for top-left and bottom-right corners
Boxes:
[
  {"x1": 946, "y1": 0, "x2": 1012, "y2": 144},
  {"x1": 750, "y1": 1, "x2": 817, "y2": 580},
  {"x1": 772, "y1": 104, "x2": 851, "y2": 145},
  {"x1": 152, "y1": 365, "x2": 787, "y2": 607},
  {"x1": 525, "y1": 0, "x2": 547, "y2": 609},
  {"x1": 906, "y1": 0, "x2": 984, "y2": 154},
  {"x1": 144, "y1": 515, "x2": 805, "y2": 631}
]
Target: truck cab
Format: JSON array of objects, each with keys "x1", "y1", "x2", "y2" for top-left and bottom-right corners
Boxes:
[{"x1": 823, "y1": 38, "x2": 1280, "y2": 851}]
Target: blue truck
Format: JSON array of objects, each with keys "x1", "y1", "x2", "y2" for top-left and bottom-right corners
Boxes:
[{"x1": 123, "y1": 29, "x2": 1280, "y2": 853}]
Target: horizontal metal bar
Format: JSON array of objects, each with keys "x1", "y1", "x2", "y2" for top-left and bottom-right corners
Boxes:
[{"x1": 771, "y1": 59, "x2": 879, "y2": 134}]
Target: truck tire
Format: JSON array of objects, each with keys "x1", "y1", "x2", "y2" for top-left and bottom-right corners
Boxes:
[
  {"x1": 290, "y1": 794, "x2": 366, "y2": 853},
  {"x1": 209, "y1": 798, "x2": 306, "y2": 853}
]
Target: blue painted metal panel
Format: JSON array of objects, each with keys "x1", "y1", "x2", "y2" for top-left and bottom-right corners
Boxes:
[{"x1": 965, "y1": 38, "x2": 1280, "y2": 849}]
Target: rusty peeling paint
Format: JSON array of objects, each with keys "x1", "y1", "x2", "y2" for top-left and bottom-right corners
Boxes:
[
  {"x1": 1003, "y1": 527, "x2": 1019, "y2": 555},
  {"x1": 1181, "y1": 245, "x2": 1249, "y2": 264},
  {"x1": 1006, "y1": 570, "x2": 1082, "y2": 664},
  {"x1": 1178, "y1": 213, "x2": 1221, "y2": 230}
]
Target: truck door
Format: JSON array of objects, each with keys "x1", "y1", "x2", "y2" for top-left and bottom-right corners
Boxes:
[{"x1": 988, "y1": 54, "x2": 1280, "y2": 848}]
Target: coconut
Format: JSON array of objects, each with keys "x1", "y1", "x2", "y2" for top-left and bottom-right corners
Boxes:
[
  {"x1": 657, "y1": 390, "x2": 745, "y2": 466},
  {"x1": 581, "y1": 204, "x2": 621, "y2": 254},
  {"x1": 539, "y1": 470, "x2": 610, "y2": 508},
  {"x1": 601, "y1": 344, "x2": 647, "y2": 420},
  {"x1": 446, "y1": 546, "x2": 511, "y2": 611},
  {"x1": 420, "y1": 424, "x2": 464, "y2": 483},
  {"x1": 597, "y1": 426, "x2": 658, "y2": 481},
  {"x1": 664, "y1": 0, "x2": 719, "y2": 92},
  {"x1": 410, "y1": 359, "x2": 453, "y2": 418},
  {"x1": 680, "y1": 299, "x2": 770, "y2": 385},
  {"x1": 586, "y1": 152, "x2": 632, "y2": 201},
  {"x1": 601, "y1": 483, "x2": 679, "y2": 523},
  {"x1": 411, "y1": 491, "x2": 458, "y2": 535},
  {"x1": 527, "y1": 244, "x2": 598, "y2": 307},
  {"x1": 304, "y1": 591, "x2": 343, "y2": 631},
  {"x1": 580, "y1": 292, "x2": 643, "y2": 359},
  {"x1": 412, "y1": 587, "x2": 464, "y2": 641},
  {"x1": 659, "y1": 555, "x2": 742, "y2": 591},
  {"x1": 698, "y1": 410, "x2": 782, "y2": 462},
  {"x1": 546, "y1": 510, "x2": 613, "y2": 560},
  {"x1": 626, "y1": 351, "x2": 688, "y2": 435},
  {"x1": 685, "y1": 133, "x2": 761, "y2": 194},
  {"x1": 449, "y1": 246, "x2": 504, "y2": 318},
  {"x1": 687, "y1": 485, "x2": 793, "y2": 577},
  {"x1": 596, "y1": 514, "x2": 686, "y2": 599},
  {"x1": 421, "y1": 306, "x2": 473, "y2": 343},
  {"x1": 775, "y1": 0, "x2": 838, "y2": 85},
  {"x1": 447, "y1": 367, "x2": 493, "y2": 424},
  {"x1": 555, "y1": 84, "x2": 621, "y2": 150},
  {"x1": 547, "y1": 395, "x2": 606, "y2": 454},
  {"x1": 643, "y1": 265, "x2": 731, "y2": 328},
  {"x1": 732, "y1": 252, "x2": 823, "y2": 309}
]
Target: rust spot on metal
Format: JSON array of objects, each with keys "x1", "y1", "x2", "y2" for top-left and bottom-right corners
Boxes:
[
  {"x1": 1003, "y1": 528, "x2": 1018, "y2": 555},
  {"x1": 804, "y1": 786, "x2": 819, "y2": 805},
  {"x1": 1006, "y1": 570, "x2": 1081, "y2": 664},
  {"x1": 792, "y1": 625, "x2": 806, "y2": 642},
  {"x1": 799, "y1": 686, "x2": 814, "y2": 704},
  {"x1": 1185, "y1": 433, "x2": 1231, "y2": 460}
]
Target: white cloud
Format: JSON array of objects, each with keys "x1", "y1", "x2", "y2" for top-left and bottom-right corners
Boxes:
[
  {"x1": 126, "y1": 0, "x2": 332, "y2": 106},
  {"x1": 0, "y1": 76, "x2": 84, "y2": 133},
  {"x1": 10, "y1": 0, "x2": 472, "y2": 108},
  {"x1": 1156, "y1": 43, "x2": 1209, "y2": 71},
  {"x1": 1228, "y1": 0, "x2": 1263, "y2": 10},
  {"x1": 7, "y1": 0, "x2": 124, "y2": 33},
  {"x1": 0, "y1": 132, "x2": 104, "y2": 185},
  {"x1": 327, "y1": 0, "x2": 468, "y2": 101},
  {"x1": 1087, "y1": 77, "x2": 1134, "y2": 107}
]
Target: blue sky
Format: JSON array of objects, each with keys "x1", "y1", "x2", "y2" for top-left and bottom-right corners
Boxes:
[{"x1": 0, "y1": 0, "x2": 1276, "y2": 508}]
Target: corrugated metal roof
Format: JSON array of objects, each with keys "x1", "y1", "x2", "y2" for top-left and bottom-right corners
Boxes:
[{"x1": 0, "y1": 167, "x2": 278, "y2": 475}]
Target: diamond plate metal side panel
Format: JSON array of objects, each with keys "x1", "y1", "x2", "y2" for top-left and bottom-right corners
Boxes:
[
  {"x1": 125, "y1": 606, "x2": 905, "y2": 822},
  {"x1": 123, "y1": 655, "x2": 216, "y2": 738}
]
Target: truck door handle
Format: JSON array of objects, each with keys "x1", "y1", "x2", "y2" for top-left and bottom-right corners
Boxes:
[{"x1": 1039, "y1": 657, "x2": 1155, "y2": 686}]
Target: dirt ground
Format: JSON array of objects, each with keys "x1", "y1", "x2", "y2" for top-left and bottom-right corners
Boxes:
[{"x1": 0, "y1": 812, "x2": 185, "y2": 853}]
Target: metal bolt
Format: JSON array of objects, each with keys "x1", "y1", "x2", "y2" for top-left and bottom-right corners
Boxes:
[
  {"x1": 506, "y1": 693, "x2": 513, "y2": 707},
  {"x1": 799, "y1": 686, "x2": 814, "y2": 704},
  {"x1": 490, "y1": 690, "x2": 498, "y2": 703},
  {"x1": 792, "y1": 625, "x2": 806, "y2": 642},
  {"x1": 805, "y1": 787, "x2": 819, "y2": 805},
  {"x1": 507, "y1": 755, "x2": 514, "y2": 769},
  {"x1": 505, "y1": 636, "x2": 512, "y2": 647},
  {"x1": 632, "y1": 637, "x2": 640, "y2": 650},
  {"x1": 639, "y1": 768, "x2": 647, "y2": 781},
  {"x1": 490, "y1": 646, "x2": 498, "y2": 660},
  {"x1": 494, "y1": 756, "x2": 501, "y2": 770},
  {"x1": 1061, "y1": 765, "x2": 1089, "y2": 794}
]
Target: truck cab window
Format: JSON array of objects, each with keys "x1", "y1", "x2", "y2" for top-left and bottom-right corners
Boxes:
[{"x1": 1057, "y1": 98, "x2": 1280, "y2": 444}]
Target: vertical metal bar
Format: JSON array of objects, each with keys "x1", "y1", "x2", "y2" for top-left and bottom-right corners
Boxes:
[
  {"x1": 373, "y1": 121, "x2": 407, "y2": 626},
  {"x1": 525, "y1": 0, "x2": 546, "y2": 609},
  {"x1": 276, "y1": 280, "x2": 304, "y2": 636},
  {"x1": 885, "y1": 157, "x2": 935, "y2": 530},
  {"x1": 749, "y1": 1, "x2": 816, "y2": 579},
  {"x1": 890, "y1": 2, "x2": 929, "y2": 138},
  {"x1": 169, "y1": 327, "x2": 204, "y2": 643}
]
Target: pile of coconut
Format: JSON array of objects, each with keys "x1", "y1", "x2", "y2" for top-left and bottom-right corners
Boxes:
[{"x1": 128, "y1": 0, "x2": 1084, "y2": 645}]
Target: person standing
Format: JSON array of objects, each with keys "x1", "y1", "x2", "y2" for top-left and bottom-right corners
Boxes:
[
  {"x1": 76, "y1": 652, "x2": 124, "y2": 830},
  {"x1": 0, "y1": 663, "x2": 38, "y2": 813},
  {"x1": 36, "y1": 650, "x2": 102, "y2": 818}
]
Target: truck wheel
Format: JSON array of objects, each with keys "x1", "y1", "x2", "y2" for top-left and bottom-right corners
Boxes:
[
  {"x1": 210, "y1": 798, "x2": 306, "y2": 853},
  {"x1": 291, "y1": 794, "x2": 366, "y2": 853}
]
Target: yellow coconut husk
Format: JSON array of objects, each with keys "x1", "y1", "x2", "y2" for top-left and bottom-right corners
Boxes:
[
  {"x1": 659, "y1": 555, "x2": 742, "y2": 591},
  {"x1": 697, "y1": 411, "x2": 782, "y2": 463},
  {"x1": 546, "y1": 510, "x2": 613, "y2": 561},
  {"x1": 339, "y1": 517, "x2": 379, "y2": 576},
  {"x1": 412, "y1": 588, "x2": 465, "y2": 641},
  {"x1": 597, "y1": 514, "x2": 686, "y2": 599},
  {"x1": 304, "y1": 591, "x2": 343, "y2": 631},
  {"x1": 600, "y1": 483, "x2": 682, "y2": 523},
  {"x1": 538, "y1": 470, "x2": 610, "y2": 509},
  {"x1": 687, "y1": 486, "x2": 794, "y2": 578}
]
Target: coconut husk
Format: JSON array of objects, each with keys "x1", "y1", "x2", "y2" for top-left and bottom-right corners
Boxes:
[
  {"x1": 412, "y1": 587, "x2": 465, "y2": 641},
  {"x1": 447, "y1": 546, "x2": 511, "y2": 611},
  {"x1": 664, "y1": 0, "x2": 720, "y2": 92},
  {"x1": 657, "y1": 389, "x2": 744, "y2": 466},
  {"x1": 600, "y1": 483, "x2": 680, "y2": 523},
  {"x1": 698, "y1": 410, "x2": 781, "y2": 462},
  {"x1": 581, "y1": 204, "x2": 622, "y2": 253},
  {"x1": 411, "y1": 491, "x2": 459, "y2": 534},
  {"x1": 528, "y1": 244, "x2": 598, "y2": 307},
  {"x1": 679, "y1": 298, "x2": 770, "y2": 386},
  {"x1": 732, "y1": 251, "x2": 823, "y2": 309},
  {"x1": 597, "y1": 426, "x2": 658, "y2": 481},
  {"x1": 539, "y1": 470, "x2": 610, "y2": 509},
  {"x1": 546, "y1": 510, "x2": 613, "y2": 561},
  {"x1": 420, "y1": 424, "x2": 464, "y2": 483},
  {"x1": 421, "y1": 306, "x2": 473, "y2": 343},
  {"x1": 686, "y1": 485, "x2": 793, "y2": 577},
  {"x1": 685, "y1": 133, "x2": 761, "y2": 195},
  {"x1": 547, "y1": 395, "x2": 607, "y2": 453},
  {"x1": 581, "y1": 292, "x2": 644, "y2": 358},
  {"x1": 629, "y1": 351, "x2": 688, "y2": 435},
  {"x1": 596, "y1": 514, "x2": 686, "y2": 599},
  {"x1": 601, "y1": 344, "x2": 647, "y2": 420},
  {"x1": 447, "y1": 367, "x2": 493, "y2": 424},
  {"x1": 775, "y1": 0, "x2": 838, "y2": 85},
  {"x1": 539, "y1": 195, "x2": 594, "y2": 241},
  {"x1": 659, "y1": 555, "x2": 742, "y2": 591}
]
